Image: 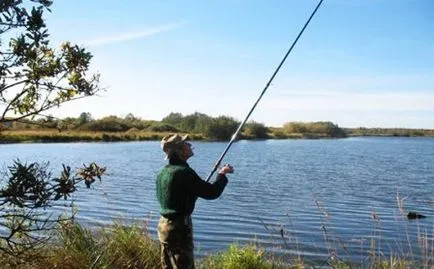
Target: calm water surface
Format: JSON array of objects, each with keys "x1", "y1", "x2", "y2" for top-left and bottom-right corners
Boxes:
[{"x1": 1, "y1": 137, "x2": 433, "y2": 262}]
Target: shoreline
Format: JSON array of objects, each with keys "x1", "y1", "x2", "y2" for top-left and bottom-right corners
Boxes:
[{"x1": 1, "y1": 130, "x2": 434, "y2": 144}]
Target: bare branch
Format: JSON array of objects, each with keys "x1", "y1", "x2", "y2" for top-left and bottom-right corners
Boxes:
[
  {"x1": 1, "y1": 85, "x2": 31, "y2": 121},
  {"x1": 0, "y1": 79, "x2": 29, "y2": 94}
]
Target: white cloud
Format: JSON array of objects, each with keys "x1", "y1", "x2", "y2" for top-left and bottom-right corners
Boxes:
[{"x1": 82, "y1": 23, "x2": 184, "y2": 47}]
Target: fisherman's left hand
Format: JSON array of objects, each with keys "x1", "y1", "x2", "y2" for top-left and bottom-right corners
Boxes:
[{"x1": 218, "y1": 164, "x2": 234, "y2": 174}]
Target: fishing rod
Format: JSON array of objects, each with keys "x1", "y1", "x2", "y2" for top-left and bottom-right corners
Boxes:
[{"x1": 206, "y1": 0, "x2": 324, "y2": 182}]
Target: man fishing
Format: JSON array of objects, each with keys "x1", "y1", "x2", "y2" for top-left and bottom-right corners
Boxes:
[{"x1": 156, "y1": 133, "x2": 234, "y2": 269}]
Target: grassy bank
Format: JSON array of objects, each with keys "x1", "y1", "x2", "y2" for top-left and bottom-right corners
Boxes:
[
  {"x1": 2, "y1": 127, "x2": 434, "y2": 144},
  {"x1": 345, "y1": 127, "x2": 434, "y2": 137},
  {"x1": 3, "y1": 111, "x2": 434, "y2": 143},
  {"x1": 2, "y1": 221, "x2": 289, "y2": 269},
  {"x1": 0, "y1": 129, "x2": 333, "y2": 144},
  {"x1": 0, "y1": 130, "x2": 206, "y2": 143},
  {"x1": 2, "y1": 219, "x2": 430, "y2": 269}
]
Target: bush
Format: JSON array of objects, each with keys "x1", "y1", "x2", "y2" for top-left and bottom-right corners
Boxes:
[
  {"x1": 283, "y1": 121, "x2": 346, "y2": 138},
  {"x1": 199, "y1": 244, "x2": 284, "y2": 269},
  {"x1": 149, "y1": 123, "x2": 178, "y2": 132},
  {"x1": 243, "y1": 122, "x2": 269, "y2": 139},
  {"x1": 101, "y1": 223, "x2": 160, "y2": 268},
  {"x1": 81, "y1": 116, "x2": 130, "y2": 132},
  {"x1": 205, "y1": 116, "x2": 239, "y2": 140},
  {"x1": 44, "y1": 221, "x2": 161, "y2": 269}
]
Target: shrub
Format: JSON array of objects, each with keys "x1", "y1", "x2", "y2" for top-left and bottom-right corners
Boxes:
[
  {"x1": 46, "y1": 221, "x2": 161, "y2": 269},
  {"x1": 243, "y1": 121, "x2": 269, "y2": 139},
  {"x1": 199, "y1": 244, "x2": 277, "y2": 269},
  {"x1": 149, "y1": 123, "x2": 178, "y2": 132}
]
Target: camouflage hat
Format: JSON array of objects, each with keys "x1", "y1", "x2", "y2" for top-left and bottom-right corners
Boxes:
[{"x1": 160, "y1": 133, "x2": 189, "y2": 154}]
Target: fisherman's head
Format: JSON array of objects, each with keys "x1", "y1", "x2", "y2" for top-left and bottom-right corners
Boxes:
[{"x1": 160, "y1": 133, "x2": 194, "y2": 161}]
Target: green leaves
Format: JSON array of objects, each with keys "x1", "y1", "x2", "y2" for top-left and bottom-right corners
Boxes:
[
  {"x1": 0, "y1": 1, "x2": 101, "y2": 123},
  {"x1": 27, "y1": 6, "x2": 46, "y2": 34},
  {"x1": 0, "y1": 160, "x2": 51, "y2": 208},
  {"x1": 283, "y1": 121, "x2": 347, "y2": 138},
  {"x1": 52, "y1": 164, "x2": 75, "y2": 200},
  {"x1": 77, "y1": 162, "x2": 106, "y2": 188},
  {"x1": 161, "y1": 112, "x2": 240, "y2": 140},
  {"x1": 0, "y1": 159, "x2": 106, "y2": 257},
  {"x1": 0, "y1": 1, "x2": 103, "y2": 259},
  {"x1": 0, "y1": 160, "x2": 106, "y2": 206},
  {"x1": 243, "y1": 121, "x2": 269, "y2": 139}
]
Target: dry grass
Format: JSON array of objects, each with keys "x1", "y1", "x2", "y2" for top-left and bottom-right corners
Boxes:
[
  {"x1": 0, "y1": 129, "x2": 206, "y2": 143},
  {"x1": 0, "y1": 186, "x2": 429, "y2": 268}
]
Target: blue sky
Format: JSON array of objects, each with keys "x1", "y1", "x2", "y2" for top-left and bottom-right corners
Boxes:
[{"x1": 45, "y1": 0, "x2": 434, "y2": 128}]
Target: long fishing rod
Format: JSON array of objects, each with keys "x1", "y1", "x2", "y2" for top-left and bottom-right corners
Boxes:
[{"x1": 206, "y1": 0, "x2": 324, "y2": 182}]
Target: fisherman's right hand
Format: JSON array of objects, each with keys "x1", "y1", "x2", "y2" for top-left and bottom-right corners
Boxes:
[{"x1": 218, "y1": 164, "x2": 234, "y2": 175}]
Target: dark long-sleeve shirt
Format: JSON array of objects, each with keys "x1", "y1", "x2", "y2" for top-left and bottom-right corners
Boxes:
[{"x1": 156, "y1": 157, "x2": 228, "y2": 217}]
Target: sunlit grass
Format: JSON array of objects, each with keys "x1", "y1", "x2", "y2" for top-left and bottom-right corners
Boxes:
[
  {"x1": 0, "y1": 216, "x2": 430, "y2": 269},
  {"x1": 198, "y1": 244, "x2": 292, "y2": 269},
  {"x1": 0, "y1": 129, "x2": 206, "y2": 143},
  {"x1": 0, "y1": 128, "x2": 337, "y2": 143}
]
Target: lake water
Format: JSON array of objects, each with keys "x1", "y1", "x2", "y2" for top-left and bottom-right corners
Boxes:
[{"x1": 0, "y1": 137, "x2": 433, "y2": 263}]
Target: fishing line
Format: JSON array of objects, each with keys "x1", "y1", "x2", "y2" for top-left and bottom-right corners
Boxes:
[{"x1": 206, "y1": 0, "x2": 324, "y2": 182}]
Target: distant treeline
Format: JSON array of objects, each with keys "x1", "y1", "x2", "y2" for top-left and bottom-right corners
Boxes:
[
  {"x1": 1, "y1": 112, "x2": 433, "y2": 142},
  {"x1": 345, "y1": 127, "x2": 434, "y2": 137}
]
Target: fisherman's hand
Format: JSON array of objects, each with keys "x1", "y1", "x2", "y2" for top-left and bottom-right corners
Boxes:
[{"x1": 218, "y1": 164, "x2": 234, "y2": 175}]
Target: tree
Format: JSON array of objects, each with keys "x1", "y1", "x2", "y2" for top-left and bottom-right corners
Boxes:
[
  {"x1": 0, "y1": 0, "x2": 101, "y2": 124},
  {"x1": 84, "y1": 115, "x2": 130, "y2": 132},
  {"x1": 192, "y1": 112, "x2": 212, "y2": 133},
  {"x1": 124, "y1": 113, "x2": 136, "y2": 121},
  {"x1": 283, "y1": 121, "x2": 346, "y2": 138},
  {"x1": 77, "y1": 112, "x2": 92, "y2": 126},
  {"x1": 162, "y1": 112, "x2": 183, "y2": 127},
  {"x1": 0, "y1": 1, "x2": 105, "y2": 261},
  {"x1": 179, "y1": 113, "x2": 197, "y2": 132},
  {"x1": 283, "y1": 122, "x2": 308, "y2": 134},
  {"x1": 243, "y1": 121, "x2": 269, "y2": 139},
  {"x1": 206, "y1": 116, "x2": 239, "y2": 140}
]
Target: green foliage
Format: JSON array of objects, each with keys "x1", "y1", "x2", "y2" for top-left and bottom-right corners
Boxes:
[
  {"x1": 192, "y1": 112, "x2": 213, "y2": 133},
  {"x1": 0, "y1": 1, "x2": 107, "y2": 263},
  {"x1": 268, "y1": 128, "x2": 290, "y2": 139},
  {"x1": 199, "y1": 244, "x2": 285, "y2": 269},
  {"x1": 162, "y1": 112, "x2": 239, "y2": 140},
  {"x1": 162, "y1": 112, "x2": 183, "y2": 126},
  {"x1": 283, "y1": 121, "x2": 346, "y2": 138},
  {"x1": 165, "y1": 112, "x2": 212, "y2": 133},
  {"x1": 100, "y1": 222, "x2": 160, "y2": 268},
  {"x1": 0, "y1": 0, "x2": 101, "y2": 123},
  {"x1": 243, "y1": 121, "x2": 269, "y2": 139},
  {"x1": 0, "y1": 160, "x2": 105, "y2": 257},
  {"x1": 81, "y1": 116, "x2": 130, "y2": 132},
  {"x1": 205, "y1": 116, "x2": 239, "y2": 140},
  {"x1": 0, "y1": 219, "x2": 423, "y2": 269},
  {"x1": 220, "y1": 244, "x2": 269, "y2": 269},
  {"x1": 149, "y1": 122, "x2": 178, "y2": 132},
  {"x1": 346, "y1": 127, "x2": 434, "y2": 137},
  {"x1": 122, "y1": 113, "x2": 153, "y2": 130},
  {"x1": 65, "y1": 113, "x2": 153, "y2": 132},
  {"x1": 41, "y1": 221, "x2": 161, "y2": 269},
  {"x1": 52, "y1": 221, "x2": 99, "y2": 268},
  {"x1": 77, "y1": 112, "x2": 92, "y2": 126},
  {"x1": 5, "y1": 111, "x2": 434, "y2": 141}
]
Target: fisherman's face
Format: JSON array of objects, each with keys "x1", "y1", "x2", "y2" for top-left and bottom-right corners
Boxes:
[{"x1": 182, "y1": 141, "x2": 194, "y2": 160}]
